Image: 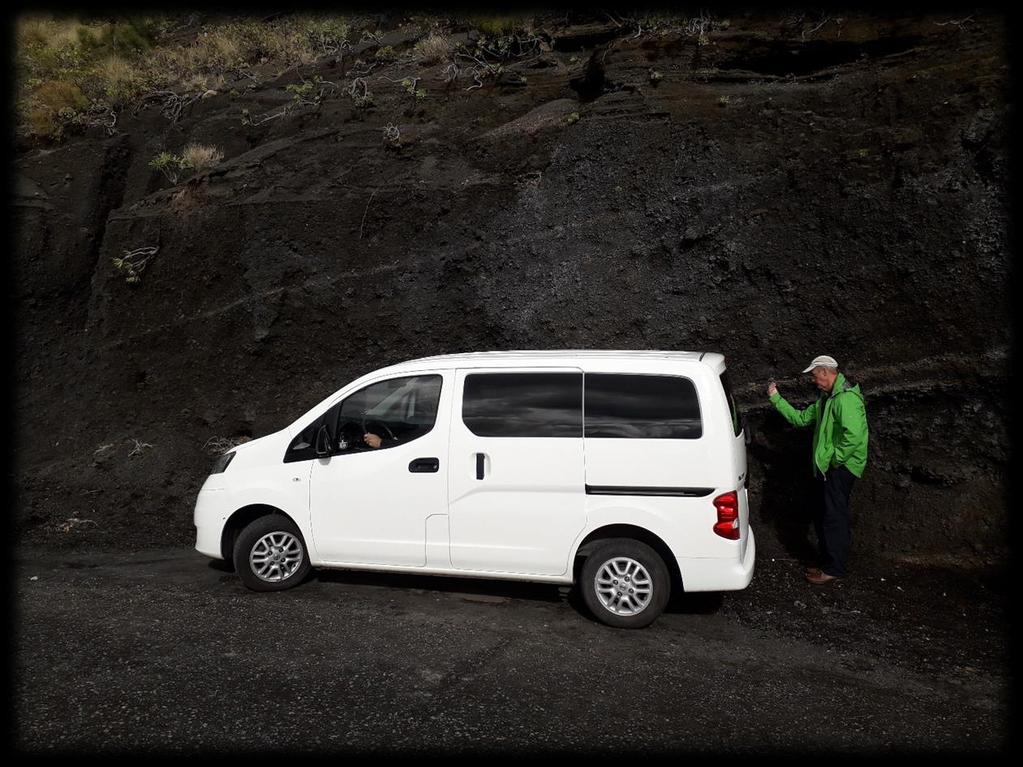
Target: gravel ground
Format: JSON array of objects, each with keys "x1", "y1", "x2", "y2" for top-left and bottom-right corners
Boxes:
[{"x1": 13, "y1": 539, "x2": 1010, "y2": 755}]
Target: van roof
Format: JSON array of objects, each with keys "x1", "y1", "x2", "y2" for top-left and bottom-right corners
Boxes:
[{"x1": 373, "y1": 350, "x2": 727, "y2": 374}]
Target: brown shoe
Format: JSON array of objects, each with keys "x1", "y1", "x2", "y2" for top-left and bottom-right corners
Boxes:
[
  {"x1": 804, "y1": 566, "x2": 823, "y2": 576},
  {"x1": 805, "y1": 570, "x2": 841, "y2": 584}
]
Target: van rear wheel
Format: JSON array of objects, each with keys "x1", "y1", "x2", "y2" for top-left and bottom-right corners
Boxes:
[
  {"x1": 580, "y1": 539, "x2": 670, "y2": 628},
  {"x1": 233, "y1": 515, "x2": 311, "y2": 592}
]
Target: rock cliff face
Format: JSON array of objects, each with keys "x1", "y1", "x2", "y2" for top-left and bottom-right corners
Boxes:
[{"x1": 14, "y1": 12, "x2": 1011, "y2": 567}]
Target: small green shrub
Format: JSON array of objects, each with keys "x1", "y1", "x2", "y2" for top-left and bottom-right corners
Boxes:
[
  {"x1": 178, "y1": 143, "x2": 224, "y2": 170},
  {"x1": 148, "y1": 143, "x2": 223, "y2": 183},
  {"x1": 111, "y1": 246, "x2": 158, "y2": 284},
  {"x1": 24, "y1": 80, "x2": 89, "y2": 137},
  {"x1": 76, "y1": 20, "x2": 152, "y2": 56},
  {"x1": 305, "y1": 16, "x2": 351, "y2": 50},
  {"x1": 348, "y1": 77, "x2": 374, "y2": 108},
  {"x1": 148, "y1": 150, "x2": 179, "y2": 182},
  {"x1": 286, "y1": 75, "x2": 336, "y2": 108},
  {"x1": 91, "y1": 54, "x2": 147, "y2": 106},
  {"x1": 465, "y1": 14, "x2": 532, "y2": 36},
  {"x1": 382, "y1": 123, "x2": 401, "y2": 147},
  {"x1": 413, "y1": 34, "x2": 453, "y2": 64},
  {"x1": 286, "y1": 81, "x2": 315, "y2": 99},
  {"x1": 401, "y1": 77, "x2": 426, "y2": 101}
]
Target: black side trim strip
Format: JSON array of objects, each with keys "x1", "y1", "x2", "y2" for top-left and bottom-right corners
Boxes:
[{"x1": 586, "y1": 485, "x2": 715, "y2": 498}]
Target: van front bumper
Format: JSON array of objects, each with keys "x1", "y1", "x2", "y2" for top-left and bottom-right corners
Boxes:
[{"x1": 194, "y1": 486, "x2": 232, "y2": 560}]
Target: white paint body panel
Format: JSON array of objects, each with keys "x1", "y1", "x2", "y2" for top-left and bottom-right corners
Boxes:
[
  {"x1": 193, "y1": 350, "x2": 755, "y2": 593},
  {"x1": 194, "y1": 429, "x2": 311, "y2": 558},
  {"x1": 308, "y1": 369, "x2": 452, "y2": 567},
  {"x1": 447, "y1": 367, "x2": 585, "y2": 576}
]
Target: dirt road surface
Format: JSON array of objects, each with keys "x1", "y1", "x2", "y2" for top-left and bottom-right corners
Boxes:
[{"x1": 13, "y1": 542, "x2": 1009, "y2": 755}]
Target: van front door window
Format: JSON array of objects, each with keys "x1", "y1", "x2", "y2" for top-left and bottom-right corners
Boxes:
[{"x1": 336, "y1": 375, "x2": 442, "y2": 452}]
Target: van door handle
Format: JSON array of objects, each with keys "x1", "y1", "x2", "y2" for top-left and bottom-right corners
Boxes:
[
  {"x1": 476, "y1": 452, "x2": 485, "y2": 480},
  {"x1": 409, "y1": 458, "x2": 439, "y2": 473}
]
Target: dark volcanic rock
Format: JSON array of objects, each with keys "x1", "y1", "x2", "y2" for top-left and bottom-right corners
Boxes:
[{"x1": 13, "y1": 12, "x2": 1011, "y2": 571}]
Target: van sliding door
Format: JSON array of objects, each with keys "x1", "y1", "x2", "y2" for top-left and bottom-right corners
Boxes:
[{"x1": 447, "y1": 369, "x2": 585, "y2": 576}]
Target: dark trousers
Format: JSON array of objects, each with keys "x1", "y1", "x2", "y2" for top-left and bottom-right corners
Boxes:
[{"x1": 814, "y1": 466, "x2": 856, "y2": 577}]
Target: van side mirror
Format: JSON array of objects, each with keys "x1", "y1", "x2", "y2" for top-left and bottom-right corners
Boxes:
[
  {"x1": 315, "y1": 424, "x2": 332, "y2": 456},
  {"x1": 742, "y1": 415, "x2": 752, "y2": 446}
]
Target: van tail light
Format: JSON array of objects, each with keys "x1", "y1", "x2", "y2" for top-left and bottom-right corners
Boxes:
[{"x1": 713, "y1": 491, "x2": 740, "y2": 540}]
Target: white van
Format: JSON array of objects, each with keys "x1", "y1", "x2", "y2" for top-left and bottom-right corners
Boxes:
[{"x1": 194, "y1": 351, "x2": 755, "y2": 628}]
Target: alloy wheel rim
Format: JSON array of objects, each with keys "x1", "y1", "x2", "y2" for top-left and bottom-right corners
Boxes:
[
  {"x1": 594, "y1": 556, "x2": 653, "y2": 616},
  {"x1": 250, "y1": 531, "x2": 304, "y2": 583}
]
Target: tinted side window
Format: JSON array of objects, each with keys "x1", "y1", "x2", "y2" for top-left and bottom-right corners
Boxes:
[
  {"x1": 462, "y1": 373, "x2": 582, "y2": 437},
  {"x1": 584, "y1": 374, "x2": 702, "y2": 439}
]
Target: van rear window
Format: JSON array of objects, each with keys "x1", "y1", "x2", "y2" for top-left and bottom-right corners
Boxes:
[
  {"x1": 462, "y1": 373, "x2": 582, "y2": 437},
  {"x1": 584, "y1": 374, "x2": 702, "y2": 439},
  {"x1": 719, "y1": 370, "x2": 742, "y2": 437}
]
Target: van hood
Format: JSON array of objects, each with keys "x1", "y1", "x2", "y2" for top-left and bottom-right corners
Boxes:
[{"x1": 224, "y1": 428, "x2": 288, "y2": 455}]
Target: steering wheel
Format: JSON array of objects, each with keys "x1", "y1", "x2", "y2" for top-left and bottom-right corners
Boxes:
[{"x1": 362, "y1": 418, "x2": 396, "y2": 442}]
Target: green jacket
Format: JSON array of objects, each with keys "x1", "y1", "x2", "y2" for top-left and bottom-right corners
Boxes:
[{"x1": 770, "y1": 372, "x2": 868, "y2": 478}]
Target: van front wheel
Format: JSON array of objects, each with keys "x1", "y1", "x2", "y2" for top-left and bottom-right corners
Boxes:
[
  {"x1": 233, "y1": 515, "x2": 311, "y2": 592},
  {"x1": 580, "y1": 539, "x2": 670, "y2": 628}
]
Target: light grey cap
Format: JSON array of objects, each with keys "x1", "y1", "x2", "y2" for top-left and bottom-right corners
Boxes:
[{"x1": 802, "y1": 355, "x2": 838, "y2": 373}]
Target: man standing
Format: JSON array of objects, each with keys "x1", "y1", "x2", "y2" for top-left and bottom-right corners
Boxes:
[{"x1": 767, "y1": 355, "x2": 868, "y2": 584}]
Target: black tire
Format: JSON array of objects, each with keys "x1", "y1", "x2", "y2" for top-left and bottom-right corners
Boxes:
[
  {"x1": 233, "y1": 515, "x2": 312, "y2": 592},
  {"x1": 579, "y1": 539, "x2": 670, "y2": 628}
]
